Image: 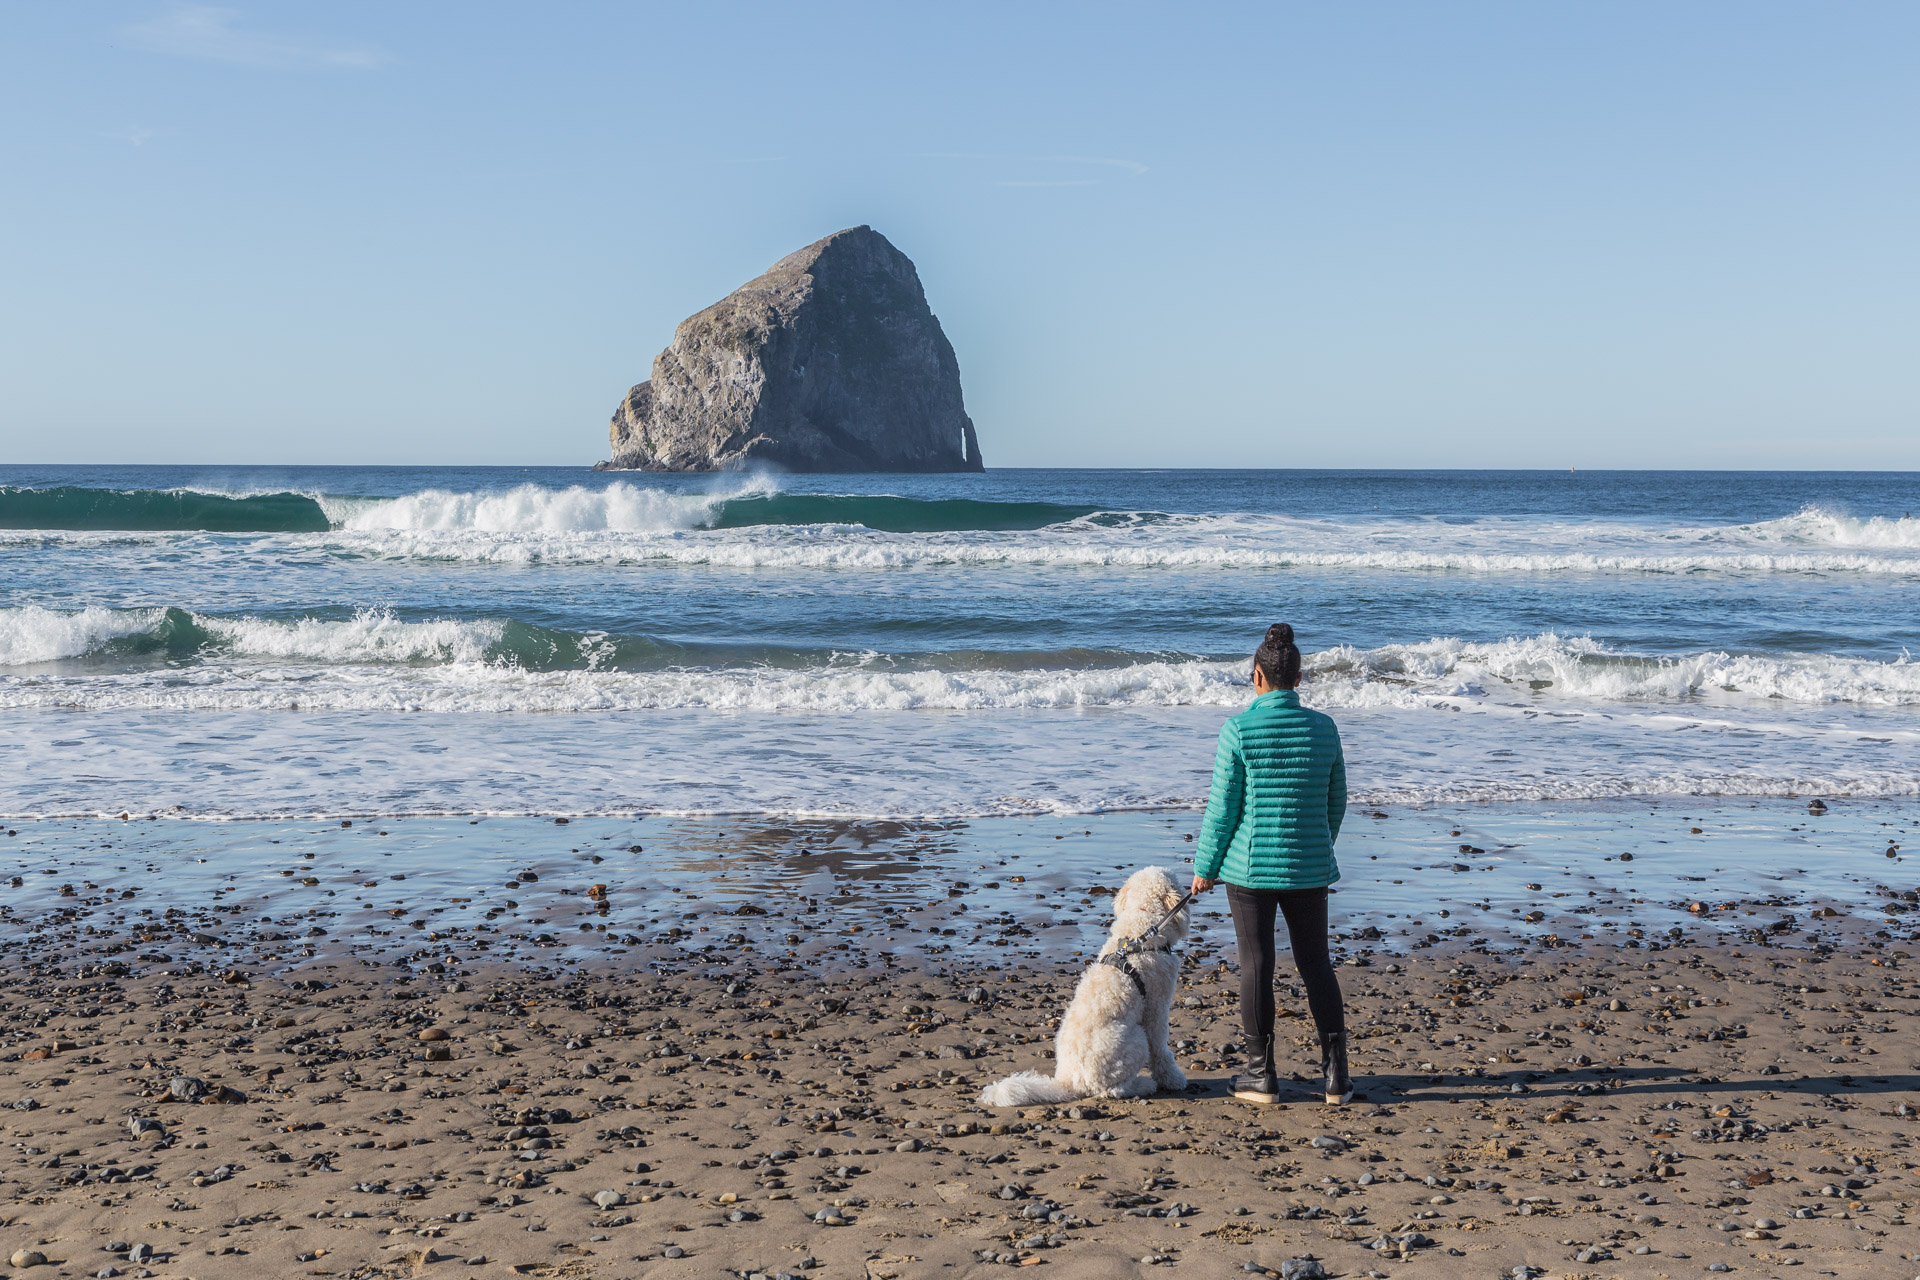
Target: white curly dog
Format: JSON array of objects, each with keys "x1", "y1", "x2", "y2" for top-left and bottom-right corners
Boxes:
[{"x1": 978, "y1": 866, "x2": 1191, "y2": 1106}]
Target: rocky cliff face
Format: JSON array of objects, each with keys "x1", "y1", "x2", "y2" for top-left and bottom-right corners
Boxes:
[{"x1": 599, "y1": 227, "x2": 983, "y2": 473}]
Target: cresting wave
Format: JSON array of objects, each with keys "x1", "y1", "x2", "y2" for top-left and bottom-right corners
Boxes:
[
  {"x1": 5, "y1": 610, "x2": 1917, "y2": 711},
  {"x1": 1727, "y1": 506, "x2": 1920, "y2": 549},
  {"x1": 0, "y1": 486, "x2": 332, "y2": 532}
]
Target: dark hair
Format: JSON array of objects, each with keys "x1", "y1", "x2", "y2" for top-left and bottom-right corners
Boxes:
[{"x1": 1253, "y1": 622, "x2": 1301, "y2": 689}]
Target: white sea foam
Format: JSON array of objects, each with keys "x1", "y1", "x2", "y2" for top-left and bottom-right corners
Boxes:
[
  {"x1": 0, "y1": 655, "x2": 1247, "y2": 712},
  {"x1": 1725, "y1": 506, "x2": 1920, "y2": 549},
  {"x1": 1306, "y1": 633, "x2": 1920, "y2": 707},
  {"x1": 0, "y1": 698, "x2": 1912, "y2": 820},
  {"x1": 198, "y1": 609, "x2": 504, "y2": 665},
  {"x1": 292, "y1": 508, "x2": 1920, "y2": 574},
  {"x1": 330, "y1": 479, "x2": 770, "y2": 534},
  {"x1": 0, "y1": 605, "x2": 168, "y2": 666}
]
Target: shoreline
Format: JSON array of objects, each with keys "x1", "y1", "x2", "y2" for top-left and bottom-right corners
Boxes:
[{"x1": 2, "y1": 800, "x2": 1914, "y2": 982}]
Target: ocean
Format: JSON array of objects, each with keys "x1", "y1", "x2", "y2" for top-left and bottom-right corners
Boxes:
[
  {"x1": 2, "y1": 466, "x2": 1917, "y2": 820},
  {"x1": 3, "y1": 465, "x2": 1917, "y2": 964}
]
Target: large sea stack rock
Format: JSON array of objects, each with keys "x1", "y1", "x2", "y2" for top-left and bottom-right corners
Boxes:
[{"x1": 599, "y1": 227, "x2": 983, "y2": 473}]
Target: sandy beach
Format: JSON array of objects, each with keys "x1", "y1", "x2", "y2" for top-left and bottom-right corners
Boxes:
[
  {"x1": 9, "y1": 8, "x2": 1920, "y2": 1278},
  {"x1": 3, "y1": 926, "x2": 1916, "y2": 1280}
]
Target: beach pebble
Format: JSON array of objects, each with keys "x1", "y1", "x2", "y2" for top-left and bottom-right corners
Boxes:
[
  {"x1": 168, "y1": 1076, "x2": 206, "y2": 1103},
  {"x1": 1753, "y1": 1217, "x2": 1779, "y2": 1230},
  {"x1": 11, "y1": 1250, "x2": 49, "y2": 1269},
  {"x1": 417, "y1": 1028, "x2": 448, "y2": 1041},
  {"x1": 592, "y1": 1190, "x2": 624, "y2": 1209},
  {"x1": 1278, "y1": 1262, "x2": 1327, "y2": 1280},
  {"x1": 896, "y1": 1138, "x2": 920, "y2": 1153},
  {"x1": 663, "y1": 1245, "x2": 686, "y2": 1258},
  {"x1": 1309, "y1": 1136, "x2": 1344, "y2": 1151},
  {"x1": 127, "y1": 1244, "x2": 153, "y2": 1264}
]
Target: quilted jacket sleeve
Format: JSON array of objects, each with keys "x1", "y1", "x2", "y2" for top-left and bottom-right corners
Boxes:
[
  {"x1": 1326, "y1": 728, "x2": 1347, "y2": 845},
  {"x1": 1193, "y1": 718, "x2": 1245, "y2": 880}
]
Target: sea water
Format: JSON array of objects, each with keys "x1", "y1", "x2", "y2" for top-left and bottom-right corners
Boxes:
[
  {"x1": 4, "y1": 466, "x2": 1917, "y2": 964},
  {"x1": 2, "y1": 466, "x2": 1918, "y2": 820}
]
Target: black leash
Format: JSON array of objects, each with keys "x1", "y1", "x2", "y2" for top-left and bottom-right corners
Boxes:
[{"x1": 1094, "y1": 889, "x2": 1195, "y2": 996}]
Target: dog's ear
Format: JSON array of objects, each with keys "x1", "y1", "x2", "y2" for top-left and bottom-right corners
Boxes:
[{"x1": 1162, "y1": 886, "x2": 1186, "y2": 911}]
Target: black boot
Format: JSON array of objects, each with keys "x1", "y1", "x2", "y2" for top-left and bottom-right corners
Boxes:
[
  {"x1": 1231, "y1": 1033, "x2": 1278, "y2": 1103},
  {"x1": 1320, "y1": 1029, "x2": 1353, "y2": 1104}
]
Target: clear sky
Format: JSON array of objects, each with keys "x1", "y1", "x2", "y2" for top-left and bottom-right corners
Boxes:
[{"x1": 2, "y1": 2, "x2": 1916, "y2": 468}]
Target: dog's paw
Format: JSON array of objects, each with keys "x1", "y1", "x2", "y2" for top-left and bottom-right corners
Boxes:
[{"x1": 1153, "y1": 1068, "x2": 1188, "y2": 1092}]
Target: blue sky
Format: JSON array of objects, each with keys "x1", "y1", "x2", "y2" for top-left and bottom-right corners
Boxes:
[{"x1": 1, "y1": 2, "x2": 1916, "y2": 468}]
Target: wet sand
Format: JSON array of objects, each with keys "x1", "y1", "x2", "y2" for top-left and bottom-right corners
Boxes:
[
  {"x1": 3, "y1": 937, "x2": 1917, "y2": 1280},
  {"x1": 1, "y1": 800, "x2": 1915, "y2": 976}
]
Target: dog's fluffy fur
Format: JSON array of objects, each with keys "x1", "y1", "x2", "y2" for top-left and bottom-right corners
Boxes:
[{"x1": 978, "y1": 866, "x2": 1190, "y2": 1107}]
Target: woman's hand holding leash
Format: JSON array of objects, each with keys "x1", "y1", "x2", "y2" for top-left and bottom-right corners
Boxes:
[{"x1": 1190, "y1": 875, "x2": 1214, "y2": 895}]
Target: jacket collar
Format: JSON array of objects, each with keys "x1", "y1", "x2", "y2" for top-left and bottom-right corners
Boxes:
[{"x1": 1252, "y1": 689, "x2": 1300, "y2": 709}]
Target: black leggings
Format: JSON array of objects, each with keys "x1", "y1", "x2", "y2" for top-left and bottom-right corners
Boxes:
[{"x1": 1225, "y1": 884, "x2": 1345, "y2": 1043}]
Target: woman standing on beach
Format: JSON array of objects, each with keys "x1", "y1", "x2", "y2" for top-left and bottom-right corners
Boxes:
[{"x1": 1189, "y1": 623, "x2": 1351, "y2": 1105}]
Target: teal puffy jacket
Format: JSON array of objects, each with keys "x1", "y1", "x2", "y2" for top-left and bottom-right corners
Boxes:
[{"x1": 1193, "y1": 689, "x2": 1347, "y2": 890}]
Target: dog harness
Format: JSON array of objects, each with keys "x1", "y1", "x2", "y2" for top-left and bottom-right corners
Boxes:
[
  {"x1": 1095, "y1": 940, "x2": 1170, "y2": 997},
  {"x1": 1092, "y1": 889, "x2": 1194, "y2": 998}
]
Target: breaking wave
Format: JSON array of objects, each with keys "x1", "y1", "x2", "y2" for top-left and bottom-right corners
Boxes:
[
  {"x1": 1306, "y1": 632, "x2": 1920, "y2": 708},
  {"x1": 5, "y1": 610, "x2": 1918, "y2": 715},
  {"x1": 1728, "y1": 506, "x2": 1920, "y2": 549}
]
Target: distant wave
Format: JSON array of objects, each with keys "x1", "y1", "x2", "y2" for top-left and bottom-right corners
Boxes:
[
  {"x1": 0, "y1": 486, "x2": 331, "y2": 532},
  {"x1": 0, "y1": 481, "x2": 1097, "y2": 535},
  {"x1": 5, "y1": 487, "x2": 1918, "y2": 577}
]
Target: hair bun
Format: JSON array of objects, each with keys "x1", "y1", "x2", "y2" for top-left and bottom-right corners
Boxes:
[{"x1": 1266, "y1": 623, "x2": 1294, "y2": 646}]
